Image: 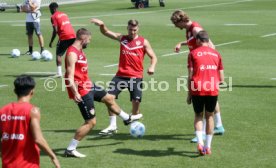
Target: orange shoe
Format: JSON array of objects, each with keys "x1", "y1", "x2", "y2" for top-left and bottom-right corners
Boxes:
[{"x1": 197, "y1": 144, "x2": 205, "y2": 155}]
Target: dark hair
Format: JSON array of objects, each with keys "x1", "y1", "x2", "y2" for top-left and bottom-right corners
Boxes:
[
  {"x1": 14, "y1": 75, "x2": 35, "y2": 97},
  {"x1": 196, "y1": 30, "x2": 209, "y2": 42},
  {"x1": 128, "y1": 19, "x2": 139, "y2": 27},
  {"x1": 76, "y1": 28, "x2": 91, "y2": 40},
  {"x1": 49, "y1": 2, "x2": 58, "y2": 10}
]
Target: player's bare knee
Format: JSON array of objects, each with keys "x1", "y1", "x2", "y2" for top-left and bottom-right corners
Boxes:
[{"x1": 102, "y1": 94, "x2": 115, "y2": 106}]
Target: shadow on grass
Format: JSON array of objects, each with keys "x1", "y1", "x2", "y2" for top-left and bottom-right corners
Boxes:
[
  {"x1": 88, "y1": 133, "x2": 194, "y2": 141},
  {"x1": 5, "y1": 73, "x2": 56, "y2": 78},
  {"x1": 40, "y1": 142, "x2": 123, "y2": 157},
  {"x1": 113, "y1": 147, "x2": 199, "y2": 158},
  {"x1": 231, "y1": 84, "x2": 276, "y2": 88}
]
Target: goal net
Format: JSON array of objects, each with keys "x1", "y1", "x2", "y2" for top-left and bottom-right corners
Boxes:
[{"x1": 0, "y1": 0, "x2": 95, "y2": 11}]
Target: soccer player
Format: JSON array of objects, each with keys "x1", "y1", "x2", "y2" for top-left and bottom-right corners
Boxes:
[
  {"x1": 187, "y1": 30, "x2": 224, "y2": 155},
  {"x1": 91, "y1": 18, "x2": 157, "y2": 135},
  {"x1": 0, "y1": 75, "x2": 60, "y2": 168},
  {"x1": 21, "y1": 0, "x2": 44, "y2": 54},
  {"x1": 171, "y1": 10, "x2": 225, "y2": 142},
  {"x1": 64, "y1": 28, "x2": 142, "y2": 157},
  {"x1": 49, "y1": 2, "x2": 76, "y2": 77}
]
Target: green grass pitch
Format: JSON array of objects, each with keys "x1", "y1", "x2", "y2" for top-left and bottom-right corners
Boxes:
[{"x1": 0, "y1": 0, "x2": 276, "y2": 167}]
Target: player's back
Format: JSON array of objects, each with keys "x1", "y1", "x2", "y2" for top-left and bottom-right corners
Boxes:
[
  {"x1": 0, "y1": 102, "x2": 40, "y2": 168},
  {"x1": 51, "y1": 11, "x2": 76, "y2": 40}
]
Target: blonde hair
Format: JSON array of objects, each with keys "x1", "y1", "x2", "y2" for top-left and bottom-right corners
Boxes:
[{"x1": 170, "y1": 10, "x2": 190, "y2": 24}]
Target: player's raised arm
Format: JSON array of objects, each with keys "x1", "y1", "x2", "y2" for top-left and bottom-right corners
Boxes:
[
  {"x1": 90, "y1": 18, "x2": 122, "y2": 41},
  {"x1": 144, "y1": 39, "x2": 157, "y2": 75}
]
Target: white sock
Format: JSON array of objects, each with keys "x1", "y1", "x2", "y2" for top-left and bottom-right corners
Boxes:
[
  {"x1": 57, "y1": 66, "x2": 62, "y2": 76},
  {"x1": 67, "y1": 139, "x2": 79, "y2": 151},
  {"x1": 196, "y1": 131, "x2": 204, "y2": 145},
  {"x1": 118, "y1": 110, "x2": 129, "y2": 120},
  {"x1": 205, "y1": 134, "x2": 213, "y2": 148},
  {"x1": 215, "y1": 112, "x2": 223, "y2": 127},
  {"x1": 203, "y1": 119, "x2": 206, "y2": 135},
  {"x1": 109, "y1": 115, "x2": 117, "y2": 128}
]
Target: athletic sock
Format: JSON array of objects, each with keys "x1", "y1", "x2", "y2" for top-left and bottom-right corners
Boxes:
[
  {"x1": 40, "y1": 47, "x2": 44, "y2": 53},
  {"x1": 57, "y1": 66, "x2": 62, "y2": 76},
  {"x1": 196, "y1": 131, "x2": 204, "y2": 145},
  {"x1": 29, "y1": 46, "x2": 33, "y2": 53},
  {"x1": 67, "y1": 139, "x2": 79, "y2": 151},
  {"x1": 118, "y1": 110, "x2": 129, "y2": 120},
  {"x1": 109, "y1": 115, "x2": 117, "y2": 128},
  {"x1": 205, "y1": 134, "x2": 213, "y2": 148},
  {"x1": 215, "y1": 112, "x2": 223, "y2": 127}
]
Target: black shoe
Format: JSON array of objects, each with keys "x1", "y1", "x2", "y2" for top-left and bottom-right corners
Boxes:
[
  {"x1": 123, "y1": 114, "x2": 143, "y2": 125},
  {"x1": 24, "y1": 51, "x2": 32, "y2": 55},
  {"x1": 64, "y1": 149, "x2": 86, "y2": 158},
  {"x1": 159, "y1": 0, "x2": 165, "y2": 7}
]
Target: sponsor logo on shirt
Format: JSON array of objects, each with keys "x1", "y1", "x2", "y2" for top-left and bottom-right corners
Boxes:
[
  {"x1": 136, "y1": 40, "x2": 141, "y2": 46},
  {"x1": 199, "y1": 65, "x2": 218, "y2": 71},
  {"x1": 122, "y1": 50, "x2": 139, "y2": 56},
  {"x1": 2, "y1": 132, "x2": 24, "y2": 141},
  {"x1": 197, "y1": 51, "x2": 218, "y2": 57},
  {"x1": 1, "y1": 114, "x2": 26, "y2": 122}
]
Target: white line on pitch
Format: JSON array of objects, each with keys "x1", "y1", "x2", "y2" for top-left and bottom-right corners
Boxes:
[
  {"x1": 224, "y1": 23, "x2": 257, "y2": 26},
  {"x1": 161, "y1": 41, "x2": 241, "y2": 57},
  {"x1": 0, "y1": 0, "x2": 252, "y2": 23},
  {"x1": 99, "y1": 74, "x2": 115, "y2": 76},
  {"x1": 0, "y1": 85, "x2": 8, "y2": 88},
  {"x1": 11, "y1": 24, "x2": 25, "y2": 26},
  {"x1": 215, "y1": 41, "x2": 241, "y2": 47},
  {"x1": 261, "y1": 33, "x2": 276, "y2": 38},
  {"x1": 24, "y1": 72, "x2": 56, "y2": 74},
  {"x1": 270, "y1": 78, "x2": 276, "y2": 80},
  {"x1": 161, "y1": 50, "x2": 189, "y2": 57},
  {"x1": 72, "y1": 24, "x2": 87, "y2": 27},
  {"x1": 104, "y1": 64, "x2": 118, "y2": 68}
]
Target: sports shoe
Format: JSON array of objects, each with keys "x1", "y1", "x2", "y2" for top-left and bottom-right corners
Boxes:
[
  {"x1": 191, "y1": 134, "x2": 206, "y2": 143},
  {"x1": 64, "y1": 149, "x2": 86, "y2": 158},
  {"x1": 123, "y1": 113, "x2": 143, "y2": 125},
  {"x1": 159, "y1": 0, "x2": 165, "y2": 7},
  {"x1": 197, "y1": 144, "x2": 205, "y2": 156},
  {"x1": 214, "y1": 126, "x2": 225, "y2": 135},
  {"x1": 24, "y1": 51, "x2": 32, "y2": 55},
  {"x1": 99, "y1": 126, "x2": 118, "y2": 135},
  {"x1": 205, "y1": 147, "x2": 212, "y2": 155}
]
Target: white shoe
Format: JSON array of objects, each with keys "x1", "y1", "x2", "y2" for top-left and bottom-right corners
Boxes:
[
  {"x1": 64, "y1": 149, "x2": 86, "y2": 158},
  {"x1": 123, "y1": 114, "x2": 143, "y2": 125},
  {"x1": 99, "y1": 126, "x2": 118, "y2": 135}
]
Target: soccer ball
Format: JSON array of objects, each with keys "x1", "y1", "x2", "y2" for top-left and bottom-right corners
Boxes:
[
  {"x1": 130, "y1": 121, "x2": 145, "y2": 138},
  {"x1": 32, "y1": 51, "x2": 41, "y2": 60},
  {"x1": 11, "y1": 49, "x2": 20, "y2": 57},
  {"x1": 41, "y1": 50, "x2": 53, "y2": 61}
]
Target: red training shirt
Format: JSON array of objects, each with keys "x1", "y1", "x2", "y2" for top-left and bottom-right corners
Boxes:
[
  {"x1": 0, "y1": 102, "x2": 40, "y2": 168},
  {"x1": 116, "y1": 35, "x2": 146, "y2": 78},
  {"x1": 65, "y1": 46, "x2": 92, "y2": 99},
  {"x1": 186, "y1": 21, "x2": 202, "y2": 51},
  {"x1": 51, "y1": 11, "x2": 76, "y2": 41},
  {"x1": 188, "y1": 46, "x2": 223, "y2": 96}
]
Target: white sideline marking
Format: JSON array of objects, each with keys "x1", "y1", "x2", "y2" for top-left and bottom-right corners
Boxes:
[
  {"x1": 161, "y1": 41, "x2": 241, "y2": 57},
  {"x1": 270, "y1": 78, "x2": 276, "y2": 80},
  {"x1": 224, "y1": 23, "x2": 257, "y2": 26},
  {"x1": 104, "y1": 64, "x2": 118, "y2": 68},
  {"x1": 0, "y1": 85, "x2": 8, "y2": 88},
  {"x1": 24, "y1": 72, "x2": 56, "y2": 74},
  {"x1": 215, "y1": 41, "x2": 241, "y2": 47},
  {"x1": 99, "y1": 74, "x2": 115, "y2": 76},
  {"x1": 72, "y1": 24, "x2": 87, "y2": 27},
  {"x1": 0, "y1": 0, "x2": 252, "y2": 23},
  {"x1": 162, "y1": 50, "x2": 189, "y2": 57},
  {"x1": 261, "y1": 33, "x2": 276, "y2": 38},
  {"x1": 11, "y1": 24, "x2": 25, "y2": 26}
]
